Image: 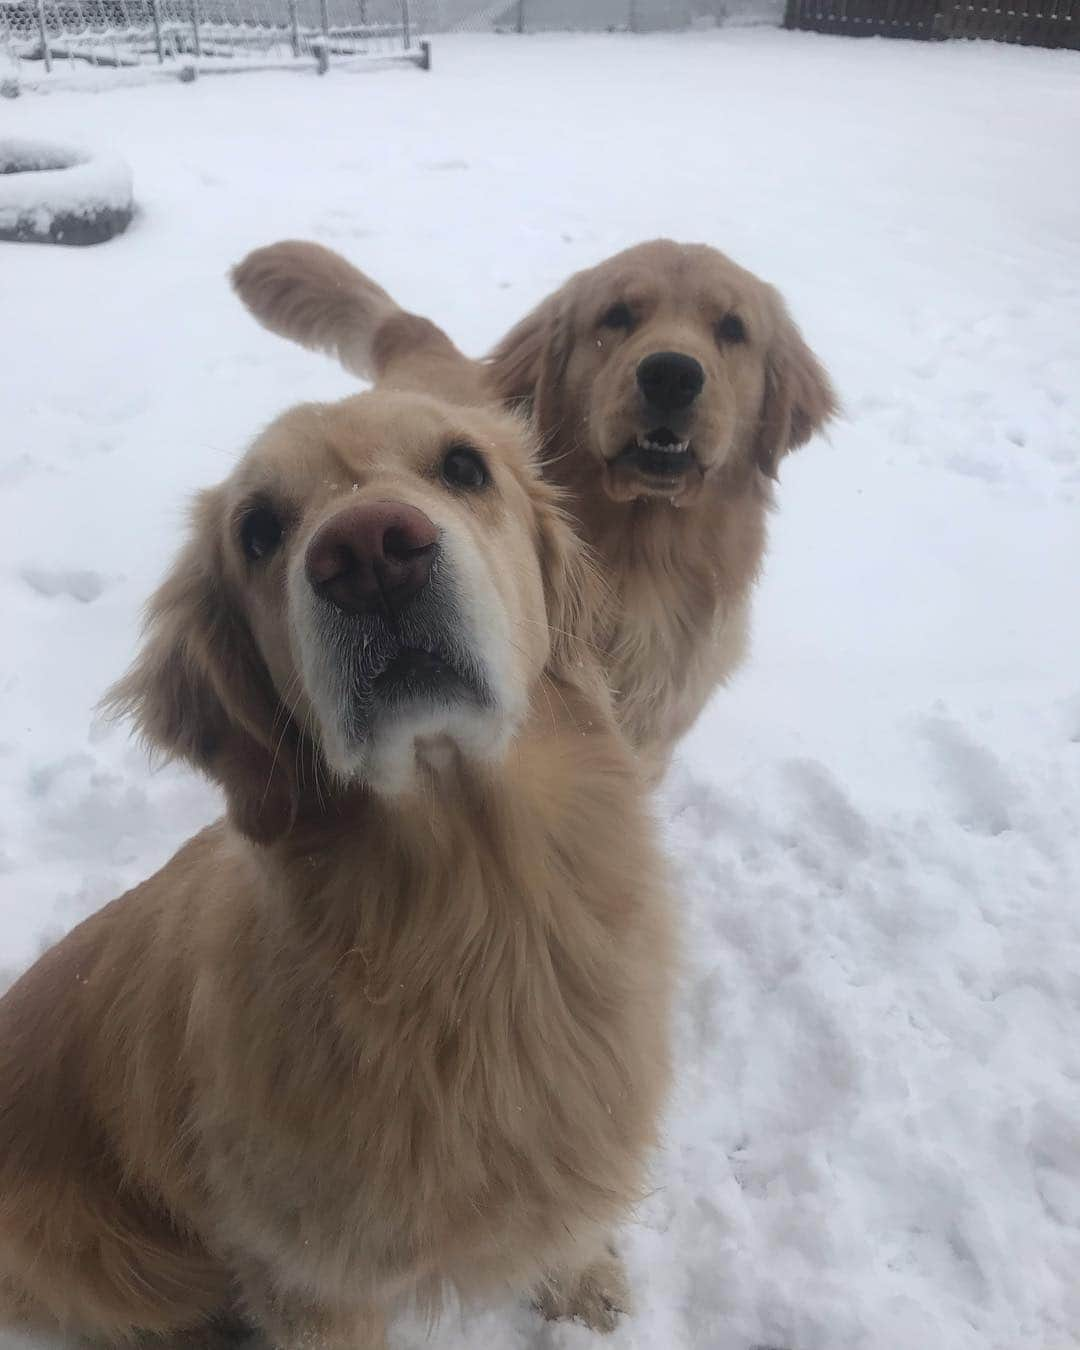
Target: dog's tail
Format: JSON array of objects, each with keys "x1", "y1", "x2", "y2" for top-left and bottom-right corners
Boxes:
[{"x1": 230, "y1": 241, "x2": 487, "y2": 405}]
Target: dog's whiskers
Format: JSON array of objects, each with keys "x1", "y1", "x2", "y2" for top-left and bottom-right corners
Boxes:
[
  {"x1": 261, "y1": 673, "x2": 304, "y2": 811},
  {"x1": 539, "y1": 668, "x2": 578, "y2": 733},
  {"x1": 513, "y1": 615, "x2": 605, "y2": 658},
  {"x1": 303, "y1": 704, "x2": 328, "y2": 814}
]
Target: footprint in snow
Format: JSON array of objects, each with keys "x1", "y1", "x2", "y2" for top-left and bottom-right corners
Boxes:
[
  {"x1": 313, "y1": 213, "x2": 376, "y2": 241},
  {"x1": 28, "y1": 753, "x2": 95, "y2": 798},
  {"x1": 778, "y1": 758, "x2": 872, "y2": 858},
  {"x1": 944, "y1": 451, "x2": 1004, "y2": 484},
  {"x1": 1064, "y1": 693, "x2": 1080, "y2": 744},
  {"x1": 0, "y1": 453, "x2": 45, "y2": 488},
  {"x1": 22, "y1": 568, "x2": 106, "y2": 603},
  {"x1": 917, "y1": 714, "x2": 1018, "y2": 836}
]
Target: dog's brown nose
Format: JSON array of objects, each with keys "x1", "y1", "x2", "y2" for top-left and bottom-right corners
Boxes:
[
  {"x1": 637, "y1": 351, "x2": 705, "y2": 413},
  {"x1": 305, "y1": 500, "x2": 438, "y2": 616}
]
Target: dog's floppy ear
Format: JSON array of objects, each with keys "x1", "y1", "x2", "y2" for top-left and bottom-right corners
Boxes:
[
  {"x1": 103, "y1": 491, "x2": 298, "y2": 845},
  {"x1": 754, "y1": 296, "x2": 837, "y2": 480},
  {"x1": 487, "y1": 288, "x2": 572, "y2": 427}
]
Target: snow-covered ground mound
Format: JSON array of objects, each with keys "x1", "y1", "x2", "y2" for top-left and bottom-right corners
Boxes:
[{"x1": 1, "y1": 29, "x2": 1079, "y2": 1350}]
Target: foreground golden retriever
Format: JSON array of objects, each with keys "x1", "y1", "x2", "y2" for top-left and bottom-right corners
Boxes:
[
  {"x1": 0, "y1": 388, "x2": 673, "y2": 1346},
  {"x1": 232, "y1": 239, "x2": 836, "y2": 777}
]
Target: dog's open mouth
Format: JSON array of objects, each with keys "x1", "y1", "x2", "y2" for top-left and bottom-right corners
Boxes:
[
  {"x1": 372, "y1": 644, "x2": 478, "y2": 707},
  {"x1": 618, "y1": 427, "x2": 695, "y2": 478},
  {"x1": 349, "y1": 626, "x2": 493, "y2": 732},
  {"x1": 607, "y1": 427, "x2": 702, "y2": 502}
]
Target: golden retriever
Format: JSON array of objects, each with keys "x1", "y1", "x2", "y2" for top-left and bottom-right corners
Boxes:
[
  {"x1": 233, "y1": 239, "x2": 836, "y2": 778},
  {"x1": 0, "y1": 385, "x2": 674, "y2": 1347}
]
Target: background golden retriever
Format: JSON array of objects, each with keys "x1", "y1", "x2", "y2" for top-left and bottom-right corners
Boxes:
[
  {"x1": 0, "y1": 388, "x2": 673, "y2": 1348},
  {"x1": 233, "y1": 239, "x2": 836, "y2": 778}
]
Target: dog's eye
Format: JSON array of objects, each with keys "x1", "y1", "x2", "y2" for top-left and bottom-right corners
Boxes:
[
  {"x1": 239, "y1": 505, "x2": 284, "y2": 562},
  {"x1": 441, "y1": 443, "x2": 490, "y2": 491},
  {"x1": 716, "y1": 313, "x2": 747, "y2": 345},
  {"x1": 599, "y1": 303, "x2": 634, "y2": 331}
]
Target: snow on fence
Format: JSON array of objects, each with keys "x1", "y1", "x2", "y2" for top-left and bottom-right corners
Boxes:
[
  {"x1": 784, "y1": 0, "x2": 1079, "y2": 46},
  {"x1": 0, "y1": 0, "x2": 430, "y2": 82}
]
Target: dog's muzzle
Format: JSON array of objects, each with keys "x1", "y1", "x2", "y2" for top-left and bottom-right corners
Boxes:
[
  {"x1": 303, "y1": 499, "x2": 493, "y2": 750},
  {"x1": 603, "y1": 350, "x2": 710, "y2": 501}
]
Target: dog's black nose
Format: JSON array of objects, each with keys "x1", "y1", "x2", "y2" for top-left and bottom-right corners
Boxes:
[
  {"x1": 305, "y1": 500, "x2": 437, "y2": 616},
  {"x1": 636, "y1": 351, "x2": 705, "y2": 413}
]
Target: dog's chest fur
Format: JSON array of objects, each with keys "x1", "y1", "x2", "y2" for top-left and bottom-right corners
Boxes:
[
  {"x1": 582, "y1": 483, "x2": 768, "y2": 771},
  {"x1": 178, "y1": 742, "x2": 672, "y2": 1305}
]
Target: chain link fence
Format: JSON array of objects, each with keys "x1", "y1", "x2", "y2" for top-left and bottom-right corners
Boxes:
[
  {"x1": 0, "y1": 0, "x2": 431, "y2": 81},
  {"x1": 434, "y1": 0, "x2": 779, "y2": 31},
  {"x1": 0, "y1": 0, "x2": 781, "y2": 87}
]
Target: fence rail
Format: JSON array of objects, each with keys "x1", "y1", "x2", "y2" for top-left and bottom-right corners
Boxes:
[{"x1": 784, "y1": 0, "x2": 1080, "y2": 44}]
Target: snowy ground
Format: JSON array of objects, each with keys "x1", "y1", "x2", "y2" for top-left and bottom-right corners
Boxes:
[{"x1": 3, "y1": 27, "x2": 1080, "y2": 1350}]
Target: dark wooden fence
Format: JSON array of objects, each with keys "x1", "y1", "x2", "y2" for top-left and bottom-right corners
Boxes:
[{"x1": 784, "y1": 0, "x2": 1080, "y2": 46}]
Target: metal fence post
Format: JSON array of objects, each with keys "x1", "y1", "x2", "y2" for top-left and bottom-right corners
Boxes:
[
  {"x1": 36, "y1": 0, "x2": 52, "y2": 71},
  {"x1": 150, "y1": 0, "x2": 164, "y2": 61},
  {"x1": 288, "y1": 0, "x2": 299, "y2": 55},
  {"x1": 190, "y1": 0, "x2": 201, "y2": 59}
]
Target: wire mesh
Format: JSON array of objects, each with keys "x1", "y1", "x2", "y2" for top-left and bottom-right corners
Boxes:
[
  {"x1": 0, "y1": 1, "x2": 779, "y2": 86},
  {"x1": 0, "y1": 0, "x2": 427, "y2": 78},
  {"x1": 433, "y1": 1, "x2": 728, "y2": 31}
]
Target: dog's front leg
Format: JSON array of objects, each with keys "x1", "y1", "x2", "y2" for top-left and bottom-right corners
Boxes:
[
  {"x1": 239, "y1": 1268, "x2": 386, "y2": 1350},
  {"x1": 532, "y1": 1240, "x2": 630, "y2": 1335}
]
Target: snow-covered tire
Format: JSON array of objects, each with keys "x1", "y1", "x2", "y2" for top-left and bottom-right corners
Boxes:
[{"x1": 0, "y1": 138, "x2": 134, "y2": 246}]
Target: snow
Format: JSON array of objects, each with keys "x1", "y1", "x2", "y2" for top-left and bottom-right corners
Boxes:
[
  {"x1": 0, "y1": 55, "x2": 18, "y2": 97},
  {"x1": 2, "y1": 26, "x2": 1080, "y2": 1350},
  {"x1": 0, "y1": 137, "x2": 132, "y2": 239}
]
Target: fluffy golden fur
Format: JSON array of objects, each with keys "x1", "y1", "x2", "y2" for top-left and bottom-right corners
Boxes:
[
  {"x1": 0, "y1": 389, "x2": 673, "y2": 1347},
  {"x1": 233, "y1": 239, "x2": 836, "y2": 778}
]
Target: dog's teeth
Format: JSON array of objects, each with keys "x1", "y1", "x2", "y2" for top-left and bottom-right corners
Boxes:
[{"x1": 639, "y1": 438, "x2": 689, "y2": 454}]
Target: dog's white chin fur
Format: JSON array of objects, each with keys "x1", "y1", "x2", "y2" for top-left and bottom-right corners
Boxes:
[
  {"x1": 338, "y1": 700, "x2": 514, "y2": 797},
  {"x1": 288, "y1": 525, "x2": 526, "y2": 798}
]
